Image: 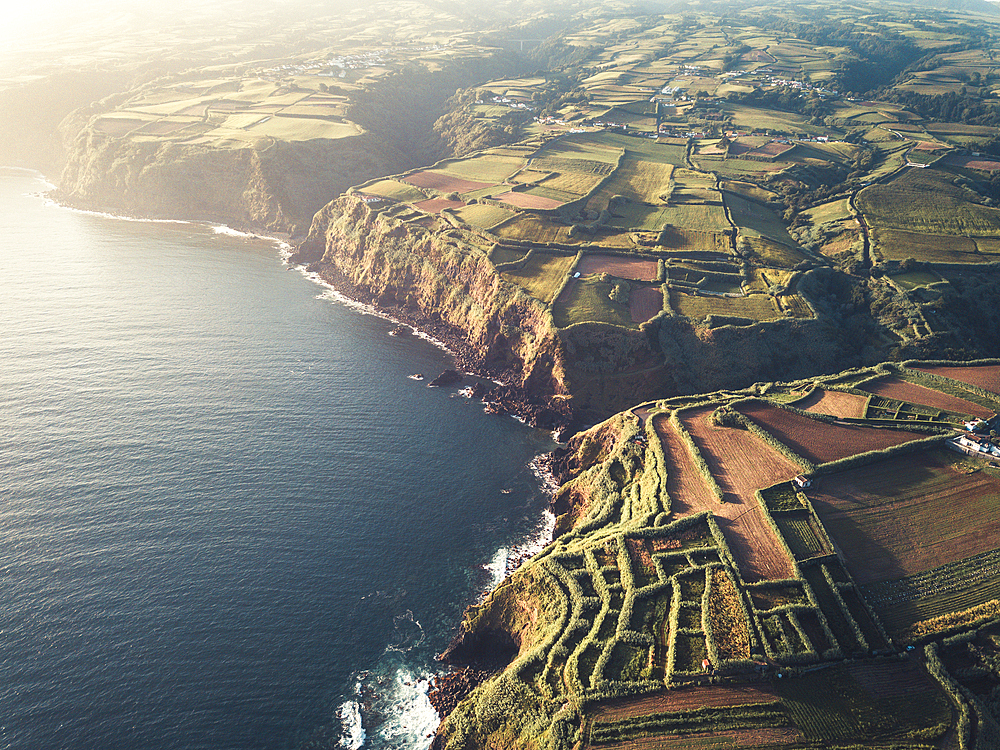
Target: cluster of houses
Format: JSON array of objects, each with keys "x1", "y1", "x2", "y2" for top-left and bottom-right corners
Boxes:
[
  {"x1": 951, "y1": 414, "x2": 1000, "y2": 459},
  {"x1": 475, "y1": 95, "x2": 536, "y2": 111}
]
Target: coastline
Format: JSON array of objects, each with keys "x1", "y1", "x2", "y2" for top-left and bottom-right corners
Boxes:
[
  {"x1": 298, "y1": 257, "x2": 573, "y2": 437},
  {"x1": 27, "y1": 170, "x2": 567, "y2": 750}
]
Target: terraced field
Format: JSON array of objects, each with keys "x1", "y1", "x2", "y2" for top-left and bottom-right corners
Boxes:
[
  {"x1": 806, "y1": 449, "x2": 1000, "y2": 585},
  {"x1": 736, "y1": 402, "x2": 925, "y2": 464},
  {"x1": 796, "y1": 388, "x2": 867, "y2": 419},
  {"x1": 859, "y1": 375, "x2": 993, "y2": 419},
  {"x1": 680, "y1": 407, "x2": 798, "y2": 581}
]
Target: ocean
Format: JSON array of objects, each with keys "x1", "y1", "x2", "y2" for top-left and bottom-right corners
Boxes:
[{"x1": 0, "y1": 168, "x2": 556, "y2": 750}]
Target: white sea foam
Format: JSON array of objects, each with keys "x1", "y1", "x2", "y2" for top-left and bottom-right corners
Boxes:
[
  {"x1": 483, "y1": 546, "x2": 510, "y2": 595},
  {"x1": 337, "y1": 696, "x2": 366, "y2": 750},
  {"x1": 47, "y1": 199, "x2": 193, "y2": 225},
  {"x1": 344, "y1": 661, "x2": 442, "y2": 750},
  {"x1": 212, "y1": 224, "x2": 293, "y2": 249},
  {"x1": 385, "y1": 611, "x2": 426, "y2": 653},
  {"x1": 372, "y1": 667, "x2": 439, "y2": 750},
  {"x1": 298, "y1": 273, "x2": 452, "y2": 356}
]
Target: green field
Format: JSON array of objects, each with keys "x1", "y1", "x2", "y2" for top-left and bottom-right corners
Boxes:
[
  {"x1": 726, "y1": 193, "x2": 799, "y2": 248},
  {"x1": 435, "y1": 153, "x2": 527, "y2": 182},
  {"x1": 590, "y1": 155, "x2": 674, "y2": 204},
  {"x1": 360, "y1": 179, "x2": 427, "y2": 202},
  {"x1": 500, "y1": 251, "x2": 576, "y2": 303},
  {"x1": 453, "y1": 203, "x2": 516, "y2": 229},
  {"x1": 553, "y1": 275, "x2": 637, "y2": 327},
  {"x1": 668, "y1": 288, "x2": 781, "y2": 323},
  {"x1": 870, "y1": 227, "x2": 986, "y2": 263},
  {"x1": 858, "y1": 168, "x2": 1000, "y2": 236}
]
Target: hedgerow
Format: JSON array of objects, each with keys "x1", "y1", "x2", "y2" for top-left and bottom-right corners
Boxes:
[
  {"x1": 810, "y1": 433, "x2": 947, "y2": 476},
  {"x1": 727, "y1": 398, "x2": 816, "y2": 472}
]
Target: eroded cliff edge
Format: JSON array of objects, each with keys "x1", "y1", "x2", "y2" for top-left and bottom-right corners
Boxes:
[
  {"x1": 52, "y1": 58, "x2": 521, "y2": 235},
  {"x1": 295, "y1": 195, "x2": 574, "y2": 430}
]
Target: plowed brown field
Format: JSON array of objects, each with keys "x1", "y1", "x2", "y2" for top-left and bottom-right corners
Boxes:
[
  {"x1": 630, "y1": 286, "x2": 664, "y2": 323},
  {"x1": 591, "y1": 684, "x2": 782, "y2": 722},
  {"x1": 402, "y1": 171, "x2": 493, "y2": 193},
  {"x1": 806, "y1": 449, "x2": 1000, "y2": 584},
  {"x1": 414, "y1": 198, "x2": 465, "y2": 213},
  {"x1": 737, "y1": 402, "x2": 924, "y2": 464},
  {"x1": 797, "y1": 388, "x2": 867, "y2": 419},
  {"x1": 860, "y1": 376, "x2": 992, "y2": 418},
  {"x1": 847, "y1": 659, "x2": 940, "y2": 700},
  {"x1": 577, "y1": 254, "x2": 659, "y2": 281},
  {"x1": 651, "y1": 414, "x2": 717, "y2": 514},
  {"x1": 587, "y1": 726, "x2": 802, "y2": 749},
  {"x1": 913, "y1": 364, "x2": 1000, "y2": 397},
  {"x1": 681, "y1": 407, "x2": 798, "y2": 581}
]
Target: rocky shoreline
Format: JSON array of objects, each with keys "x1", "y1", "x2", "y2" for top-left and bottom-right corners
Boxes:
[{"x1": 294, "y1": 255, "x2": 573, "y2": 437}]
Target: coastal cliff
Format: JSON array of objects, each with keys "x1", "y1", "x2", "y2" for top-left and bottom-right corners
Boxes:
[
  {"x1": 296, "y1": 192, "x2": 895, "y2": 428},
  {"x1": 53, "y1": 58, "x2": 523, "y2": 235},
  {"x1": 56, "y1": 130, "x2": 411, "y2": 233},
  {"x1": 296, "y1": 195, "x2": 574, "y2": 430}
]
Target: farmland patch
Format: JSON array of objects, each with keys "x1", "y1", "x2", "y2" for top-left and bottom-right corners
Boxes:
[
  {"x1": 806, "y1": 449, "x2": 1000, "y2": 586},
  {"x1": 736, "y1": 402, "x2": 925, "y2": 465},
  {"x1": 797, "y1": 388, "x2": 867, "y2": 419}
]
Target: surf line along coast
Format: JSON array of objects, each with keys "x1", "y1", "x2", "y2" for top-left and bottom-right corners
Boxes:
[{"x1": 289, "y1": 230, "x2": 574, "y2": 437}]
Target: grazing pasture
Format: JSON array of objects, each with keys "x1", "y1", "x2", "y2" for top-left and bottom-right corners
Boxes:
[{"x1": 500, "y1": 251, "x2": 575, "y2": 303}]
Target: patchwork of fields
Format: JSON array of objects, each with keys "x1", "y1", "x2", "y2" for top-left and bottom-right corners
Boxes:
[{"x1": 443, "y1": 360, "x2": 1000, "y2": 749}]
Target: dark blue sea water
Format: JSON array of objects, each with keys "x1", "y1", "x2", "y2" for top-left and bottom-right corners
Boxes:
[{"x1": 0, "y1": 168, "x2": 556, "y2": 750}]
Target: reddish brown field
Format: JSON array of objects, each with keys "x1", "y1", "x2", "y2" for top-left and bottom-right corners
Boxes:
[
  {"x1": 495, "y1": 191, "x2": 564, "y2": 209},
  {"x1": 737, "y1": 402, "x2": 924, "y2": 464},
  {"x1": 630, "y1": 286, "x2": 664, "y2": 323},
  {"x1": 943, "y1": 154, "x2": 1000, "y2": 171},
  {"x1": 651, "y1": 414, "x2": 717, "y2": 515},
  {"x1": 797, "y1": 388, "x2": 867, "y2": 419},
  {"x1": 414, "y1": 198, "x2": 465, "y2": 214},
  {"x1": 681, "y1": 407, "x2": 799, "y2": 581},
  {"x1": 806, "y1": 449, "x2": 1000, "y2": 584},
  {"x1": 553, "y1": 277, "x2": 577, "y2": 307},
  {"x1": 913, "y1": 364, "x2": 1000, "y2": 398},
  {"x1": 591, "y1": 684, "x2": 782, "y2": 722},
  {"x1": 576, "y1": 254, "x2": 659, "y2": 281},
  {"x1": 860, "y1": 375, "x2": 993, "y2": 418},
  {"x1": 402, "y1": 171, "x2": 493, "y2": 193},
  {"x1": 587, "y1": 726, "x2": 801, "y2": 749}
]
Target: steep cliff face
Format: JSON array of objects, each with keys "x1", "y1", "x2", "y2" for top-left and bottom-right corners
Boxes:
[
  {"x1": 54, "y1": 56, "x2": 524, "y2": 234},
  {"x1": 299, "y1": 196, "x2": 573, "y2": 429},
  {"x1": 56, "y1": 130, "x2": 412, "y2": 233}
]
